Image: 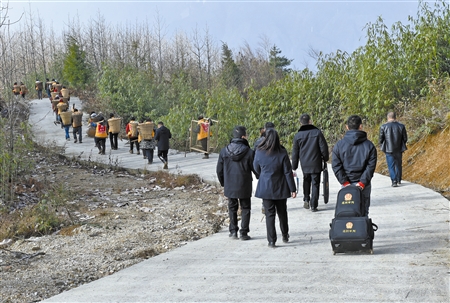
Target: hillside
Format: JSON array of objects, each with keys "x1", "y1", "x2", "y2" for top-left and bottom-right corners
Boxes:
[{"x1": 376, "y1": 127, "x2": 450, "y2": 200}]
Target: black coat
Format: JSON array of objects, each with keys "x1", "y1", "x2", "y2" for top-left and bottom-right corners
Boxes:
[
  {"x1": 253, "y1": 136, "x2": 264, "y2": 150},
  {"x1": 332, "y1": 130, "x2": 377, "y2": 186},
  {"x1": 253, "y1": 147, "x2": 296, "y2": 200},
  {"x1": 291, "y1": 124, "x2": 329, "y2": 173},
  {"x1": 379, "y1": 121, "x2": 408, "y2": 153},
  {"x1": 216, "y1": 138, "x2": 257, "y2": 199},
  {"x1": 154, "y1": 126, "x2": 171, "y2": 151}
]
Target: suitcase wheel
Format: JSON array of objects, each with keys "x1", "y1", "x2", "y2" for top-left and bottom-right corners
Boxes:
[{"x1": 333, "y1": 251, "x2": 336, "y2": 255}]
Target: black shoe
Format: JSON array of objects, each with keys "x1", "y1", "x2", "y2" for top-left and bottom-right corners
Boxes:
[
  {"x1": 240, "y1": 234, "x2": 251, "y2": 241},
  {"x1": 282, "y1": 234, "x2": 289, "y2": 243},
  {"x1": 392, "y1": 182, "x2": 398, "y2": 187},
  {"x1": 268, "y1": 242, "x2": 276, "y2": 248},
  {"x1": 311, "y1": 207, "x2": 318, "y2": 212},
  {"x1": 303, "y1": 201, "x2": 310, "y2": 209},
  {"x1": 229, "y1": 232, "x2": 238, "y2": 239}
]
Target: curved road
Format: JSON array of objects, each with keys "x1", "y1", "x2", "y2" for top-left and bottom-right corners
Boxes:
[{"x1": 28, "y1": 97, "x2": 449, "y2": 303}]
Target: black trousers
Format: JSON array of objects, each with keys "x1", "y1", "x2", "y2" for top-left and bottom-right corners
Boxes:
[
  {"x1": 200, "y1": 138, "x2": 208, "y2": 155},
  {"x1": 303, "y1": 173, "x2": 321, "y2": 208},
  {"x1": 158, "y1": 149, "x2": 168, "y2": 163},
  {"x1": 95, "y1": 137, "x2": 106, "y2": 154},
  {"x1": 109, "y1": 132, "x2": 118, "y2": 149},
  {"x1": 129, "y1": 137, "x2": 139, "y2": 152},
  {"x1": 263, "y1": 199, "x2": 289, "y2": 244},
  {"x1": 228, "y1": 198, "x2": 251, "y2": 235},
  {"x1": 73, "y1": 126, "x2": 82, "y2": 142},
  {"x1": 143, "y1": 149, "x2": 154, "y2": 163}
]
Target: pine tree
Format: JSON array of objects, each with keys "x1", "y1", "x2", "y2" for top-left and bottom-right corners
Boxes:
[
  {"x1": 269, "y1": 45, "x2": 293, "y2": 78},
  {"x1": 221, "y1": 42, "x2": 242, "y2": 89},
  {"x1": 62, "y1": 37, "x2": 91, "y2": 89}
]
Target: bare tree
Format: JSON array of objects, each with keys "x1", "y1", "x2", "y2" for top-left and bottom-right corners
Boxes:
[
  {"x1": 190, "y1": 25, "x2": 206, "y2": 88},
  {"x1": 152, "y1": 11, "x2": 167, "y2": 82},
  {"x1": 203, "y1": 25, "x2": 219, "y2": 89}
]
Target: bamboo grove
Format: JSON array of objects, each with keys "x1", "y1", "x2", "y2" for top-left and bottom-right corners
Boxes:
[{"x1": 1, "y1": 0, "x2": 450, "y2": 161}]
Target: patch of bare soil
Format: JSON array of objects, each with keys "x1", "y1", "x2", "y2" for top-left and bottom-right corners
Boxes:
[
  {"x1": 0, "y1": 152, "x2": 228, "y2": 303},
  {"x1": 376, "y1": 127, "x2": 450, "y2": 200}
]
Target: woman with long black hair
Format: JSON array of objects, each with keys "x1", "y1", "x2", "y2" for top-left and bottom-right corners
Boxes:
[{"x1": 253, "y1": 128, "x2": 297, "y2": 247}]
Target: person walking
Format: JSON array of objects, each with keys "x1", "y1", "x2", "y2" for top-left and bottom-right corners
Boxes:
[
  {"x1": 126, "y1": 117, "x2": 140, "y2": 155},
  {"x1": 45, "y1": 78, "x2": 52, "y2": 98},
  {"x1": 216, "y1": 126, "x2": 258, "y2": 241},
  {"x1": 35, "y1": 80, "x2": 43, "y2": 100},
  {"x1": 71, "y1": 108, "x2": 83, "y2": 143},
  {"x1": 194, "y1": 115, "x2": 212, "y2": 159},
  {"x1": 107, "y1": 113, "x2": 119, "y2": 150},
  {"x1": 12, "y1": 82, "x2": 21, "y2": 96},
  {"x1": 291, "y1": 114, "x2": 329, "y2": 212},
  {"x1": 332, "y1": 115, "x2": 377, "y2": 216},
  {"x1": 20, "y1": 82, "x2": 28, "y2": 99},
  {"x1": 379, "y1": 111, "x2": 408, "y2": 187},
  {"x1": 154, "y1": 121, "x2": 172, "y2": 169},
  {"x1": 139, "y1": 118, "x2": 156, "y2": 164},
  {"x1": 61, "y1": 86, "x2": 70, "y2": 104},
  {"x1": 253, "y1": 121, "x2": 275, "y2": 214},
  {"x1": 93, "y1": 115, "x2": 108, "y2": 155},
  {"x1": 253, "y1": 128, "x2": 297, "y2": 248}
]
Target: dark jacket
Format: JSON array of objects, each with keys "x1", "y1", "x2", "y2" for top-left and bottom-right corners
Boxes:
[
  {"x1": 154, "y1": 126, "x2": 172, "y2": 151},
  {"x1": 253, "y1": 136, "x2": 264, "y2": 150},
  {"x1": 253, "y1": 147, "x2": 296, "y2": 200},
  {"x1": 291, "y1": 124, "x2": 329, "y2": 173},
  {"x1": 379, "y1": 121, "x2": 408, "y2": 153},
  {"x1": 216, "y1": 138, "x2": 257, "y2": 199},
  {"x1": 332, "y1": 130, "x2": 377, "y2": 186}
]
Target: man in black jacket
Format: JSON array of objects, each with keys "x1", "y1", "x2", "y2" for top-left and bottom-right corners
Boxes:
[
  {"x1": 291, "y1": 114, "x2": 329, "y2": 212},
  {"x1": 154, "y1": 121, "x2": 172, "y2": 169},
  {"x1": 332, "y1": 115, "x2": 377, "y2": 216},
  {"x1": 379, "y1": 112, "x2": 408, "y2": 187},
  {"x1": 216, "y1": 126, "x2": 258, "y2": 240}
]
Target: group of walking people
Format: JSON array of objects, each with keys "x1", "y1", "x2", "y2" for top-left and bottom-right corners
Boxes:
[{"x1": 217, "y1": 112, "x2": 407, "y2": 248}]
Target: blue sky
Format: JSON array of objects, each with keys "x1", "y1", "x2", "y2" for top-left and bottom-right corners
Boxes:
[{"x1": 4, "y1": 0, "x2": 423, "y2": 69}]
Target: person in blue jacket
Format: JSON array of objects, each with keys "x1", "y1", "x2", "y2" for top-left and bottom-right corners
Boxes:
[{"x1": 253, "y1": 128, "x2": 297, "y2": 248}]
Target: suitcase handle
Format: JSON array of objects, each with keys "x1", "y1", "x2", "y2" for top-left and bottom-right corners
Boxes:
[{"x1": 372, "y1": 223, "x2": 378, "y2": 232}]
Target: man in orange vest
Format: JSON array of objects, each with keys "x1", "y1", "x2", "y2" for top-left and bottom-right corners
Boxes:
[{"x1": 194, "y1": 115, "x2": 213, "y2": 159}]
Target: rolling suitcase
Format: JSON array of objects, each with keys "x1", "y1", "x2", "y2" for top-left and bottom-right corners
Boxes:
[
  {"x1": 335, "y1": 185, "x2": 365, "y2": 217},
  {"x1": 329, "y1": 216, "x2": 378, "y2": 254}
]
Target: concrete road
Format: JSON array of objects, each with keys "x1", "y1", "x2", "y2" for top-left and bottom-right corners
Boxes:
[{"x1": 29, "y1": 98, "x2": 449, "y2": 302}]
